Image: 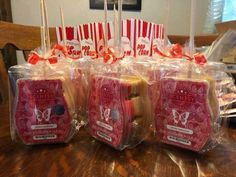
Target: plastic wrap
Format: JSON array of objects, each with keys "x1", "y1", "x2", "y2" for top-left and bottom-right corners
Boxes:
[
  {"x1": 70, "y1": 58, "x2": 92, "y2": 124},
  {"x1": 8, "y1": 49, "x2": 77, "y2": 145},
  {"x1": 150, "y1": 59, "x2": 222, "y2": 152},
  {"x1": 205, "y1": 62, "x2": 236, "y2": 129},
  {"x1": 205, "y1": 30, "x2": 236, "y2": 62},
  {"x1": 87, "y1": 60, "x2": 152, "y2": 150},
  {"x1": 204, "y1": 30, "x2": 236, "y2": 128}
]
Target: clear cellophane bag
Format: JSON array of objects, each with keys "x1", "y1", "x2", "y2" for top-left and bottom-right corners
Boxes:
[
  {"x1": 8, "y1": 49, "x2": 77, "y2": 145},
  {"x1": 87, "y1": 58, "x2": 152, "y2": 150},
  {"x1": 147, "y1": 57, "x2": 232, "y2": 152}
]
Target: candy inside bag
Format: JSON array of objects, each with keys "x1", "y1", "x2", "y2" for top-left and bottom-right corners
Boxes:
[{"x1": 87, "y1": 60, "x2": 152, "y2": 150}]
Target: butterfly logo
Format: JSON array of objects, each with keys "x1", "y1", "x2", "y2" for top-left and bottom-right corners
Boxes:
[
  {"x1": 100, "y1": 106, "x2": 111, "y2": 122},
  {"x1": 34, "y1": 107, "x2": 52, "y2": 122},
  {"x1": 192, "y1": 85, "x2": 204, "y2": 95},
  {"x1": 172, "y1": 109, "x2": 190, "y2": 126}
]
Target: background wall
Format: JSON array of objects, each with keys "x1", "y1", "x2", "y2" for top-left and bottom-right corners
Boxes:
[
  {"x1": 11, "y1": 0, "x2": 209, "y2": 63},
  {"x1": 11, "y1": 0, "x2": 209, "y2": 35}
]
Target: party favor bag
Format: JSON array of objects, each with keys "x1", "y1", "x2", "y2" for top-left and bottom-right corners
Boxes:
[
  {"x1": 8, "y1": 49, "x2": 77, "y2": 145},
  {"x1": 88, "y1": 61, "x2": 151, "y2": 150}
]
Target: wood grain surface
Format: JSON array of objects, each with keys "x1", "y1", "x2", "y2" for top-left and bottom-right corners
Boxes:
[{"x1": 0, "y1": 103, "x2": 236, "y2": 177}]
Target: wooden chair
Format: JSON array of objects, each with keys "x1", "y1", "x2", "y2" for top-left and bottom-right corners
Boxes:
[{"x1": 0, "y1": 21, "x2": 57, "y2": 103}]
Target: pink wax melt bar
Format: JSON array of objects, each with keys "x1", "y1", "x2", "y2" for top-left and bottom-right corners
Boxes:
[
  {"x1": 14, "y1": 79, "x2": 74, "y2": 145},
  {"x1": 88, "y1": 75, "x2": 151, "y2": 150},
  {"x1": 155, "y1": 77, "x2": 213, "y2": 152}
]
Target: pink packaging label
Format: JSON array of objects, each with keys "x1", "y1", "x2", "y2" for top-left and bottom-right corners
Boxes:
[
  {"x1": 78, "y1": 23, "x2": 97, "y2": 58},
  {"x1": 15, "y1": 79, "x2": 72, "y2": 144},
  {"x1": 88, "y1": 76, "x2": 133, "y2": 149},
  {"x1": 135, "y1": 19, "x2": 154, "y2": 58},
  {"x1": 56, "y1": 26, "x2": 81, "y2": 58},
  {"x1": 155, "y1": 78, "x2": 212, "y2": 151}
]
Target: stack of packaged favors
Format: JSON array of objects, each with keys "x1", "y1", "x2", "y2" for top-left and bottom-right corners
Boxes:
[{"x1": 7, "y1": 0, "x2": 236, "y2": 153}]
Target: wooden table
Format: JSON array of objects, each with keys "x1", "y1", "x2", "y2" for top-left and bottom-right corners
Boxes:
[{"x1": 1, "y1": 103, "x2": 236, "y2": 177}]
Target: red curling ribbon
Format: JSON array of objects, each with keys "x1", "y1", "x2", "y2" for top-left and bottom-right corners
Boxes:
[
  {"x1": 89, "y1": 51, "x2": 98, "y2": 59},
  {"x1": 169, "y1": 43, "x2": 183, "y2": 58},
  {"x1": 28, "y1": 52, "x2": 58, "y2": 65},
  {"x1": 103, "y1": 47, "x2": 124, "y2": 64},
  {"x1": 152, "y1": 45, "x2": 169, "y2": 58},
  {"x1": 153, "y1": 43, "x2": 207, "y2": 65},
  {"x1": 193, "y1": 53, "x2": 207, "y2": 65},
  {"x1": 52, "y1": 44, "x2": 81, "y2": 60},
  {"x1": 153, "y1": 43, "x2": 193, "y2": 61},
  {"x1": 170, "y1": 44, "x2": 193, "y2": 61},
  {"x1": 52, "y1": 44, "x2": 68, "y2": 55}
]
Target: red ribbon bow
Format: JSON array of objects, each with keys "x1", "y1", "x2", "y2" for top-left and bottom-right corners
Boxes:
[
  {"x1": 169, "y1": 43, "x2": 183, "y2": 58},
  {"x1": 193, "y1": 53, "x2": 207, "y2": 65},
  {"x1": 52, "y1": 44, "x2": 81, "y2": 60},
  {"x1": 103, "y1": 47, "x2": 124, "y2": 64},
  {"x1": 28, "y1": 52, "x2": 58, "y2": 65},
  {"x1": 169, "y1": 44, "x2": 192, "y2": 60},
  {"x1": 153, "y1": 43, "x2": 207, "y2": 65},
  {"x1": 89, "y1": 51, "x2": 98, "y2": 59},
  {"x1": 152, "y1": 45, "x2": 169, "y2": 58}
]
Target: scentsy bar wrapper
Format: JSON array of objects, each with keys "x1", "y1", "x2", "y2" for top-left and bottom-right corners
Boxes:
[
  {"x1": 155, "y1": 77, "x2": 214, "y2": 152},
  {"x1": 14, "y1": 78, "x2": 75, "y2": 145},
  {"x1": 88, "y1": 74, "x2": 151, "y2": 150}
]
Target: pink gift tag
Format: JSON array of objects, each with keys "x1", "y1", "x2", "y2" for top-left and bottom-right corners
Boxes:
[
  {"x1": 15, "y1": 79, "x2": 72, "y2": 144},
  {"x1": 88, "y1": 76, "x2": 133, "y2": 149},
  {"x1": 56, "y1": 26, "x2": 81, "y2": 58},
  {"x1": 78, "y1": 23, "x2": 97, "y2": 58},
  {"x1": 135, "y1": 19, "x2": 154, "y2": 58},
  {"x1": 121, "y1": 19, "x2": 135, "y2": 57},
  {"x1": 155, "y1": 78, "x2": 212, "y2": 151}
]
